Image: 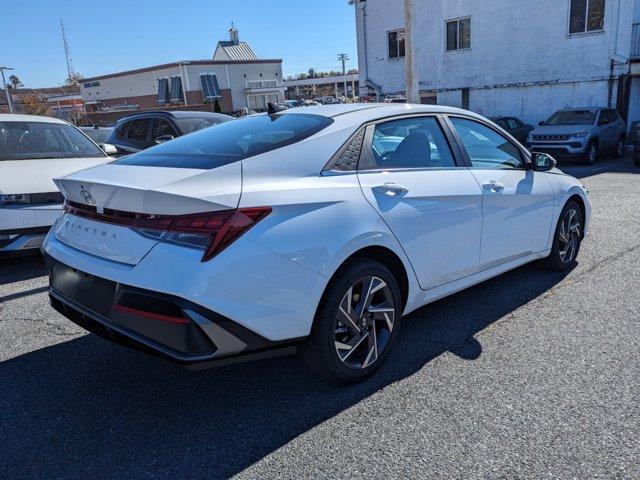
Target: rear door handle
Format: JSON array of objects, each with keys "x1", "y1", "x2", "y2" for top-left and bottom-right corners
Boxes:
[
  {"x1": 482, "y1": 181, "x2": 505, "y2": 193},
  {"x1": 372, "y1": 182, "x2": 409, "y2": 197}
]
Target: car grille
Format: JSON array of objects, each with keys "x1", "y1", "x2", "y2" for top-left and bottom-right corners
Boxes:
[{"x1": 532, "y1": 133, "x2": 571, "y2": 142}]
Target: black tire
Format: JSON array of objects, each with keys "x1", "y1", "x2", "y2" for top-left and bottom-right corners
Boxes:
[
  {"x1": 635, "y1": 155, "x2": 640, "y2": 167},
  {"x1": 544, "y1": 200, "x2": 584, "y2": 271},
  {"x1": 582, "y1": 141, "x2": 598, "y2": 165},
  {"x1": 613, "y1": 136, "x2": 625, "y2": 159},
  {"x1": 300, "y1": 258, "x2": 402, "y2": 383}
]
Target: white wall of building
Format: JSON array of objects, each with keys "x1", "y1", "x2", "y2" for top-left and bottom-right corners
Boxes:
[{"x1": 356, "y1": 0, "x2": 639, "y2": 125}]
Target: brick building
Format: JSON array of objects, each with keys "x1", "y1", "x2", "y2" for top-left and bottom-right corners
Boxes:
[{"x1": 79, "y1": 26, "x2": 284, "y2": 118}]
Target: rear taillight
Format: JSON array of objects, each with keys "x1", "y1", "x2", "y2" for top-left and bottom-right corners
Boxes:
[{"x1": 63, "y1": 201, "x2": 271, "y2": 262}]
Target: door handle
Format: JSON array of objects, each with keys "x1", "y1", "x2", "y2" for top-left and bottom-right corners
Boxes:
[
  {"x1": 372, "y1": 182, "x2": 409, "y2": 197},
  {"x1": 482, "y1": 181, "x2": 505, "y2": 193}
]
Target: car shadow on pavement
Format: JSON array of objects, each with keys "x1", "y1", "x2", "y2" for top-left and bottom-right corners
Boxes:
[
  {"x1": 0, "y1": 254, "x2": 47, "y2": 285},
  {"x1": 0, "y1": 261, "x2": 571, "y2": 479},
  {"x1": 558, "y1": 153, "x2": 637, "y2": 179}
]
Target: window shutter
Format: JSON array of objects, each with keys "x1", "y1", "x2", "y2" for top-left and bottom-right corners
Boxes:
[
  {"x1": 170, "y1": 76, "x2": 184, "y2": 102},
  {"x1": 200, "y1": 73, "x2": 221, "y2": 102},
  {"x1": 157, "y1": 78, "x2": 169, "y2": 105}
]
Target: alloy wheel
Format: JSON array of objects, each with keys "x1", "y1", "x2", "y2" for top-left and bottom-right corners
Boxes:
[
  {"x1": 588, "y1": 144, "x2": 597, "y2": 164},
  {"x1": 334, "y1": 276, "x2": 395, "y2": 370},
  {"x1": 617, "y1": 139, "x2": 624, "y2": 157},
  {"x1": 558, "y1": 208, "x2": 581, "y2": 263}
]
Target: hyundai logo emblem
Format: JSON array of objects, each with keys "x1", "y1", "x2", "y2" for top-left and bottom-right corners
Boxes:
[{"x1": 80, "y1": 188, "x2": 96, "y2": 205}]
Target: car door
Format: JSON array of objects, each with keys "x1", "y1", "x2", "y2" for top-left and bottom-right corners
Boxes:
[
  {"x1": 447, "y1": 116, "x2": 555, "y2": 270},
  {"x1": 357, "y1": 115, "x2": 483, "y2": 290}
]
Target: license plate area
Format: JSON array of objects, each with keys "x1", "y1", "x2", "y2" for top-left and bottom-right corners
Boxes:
[{"x1": 50, "y1": 262, "x2": 117, "y2": 317}]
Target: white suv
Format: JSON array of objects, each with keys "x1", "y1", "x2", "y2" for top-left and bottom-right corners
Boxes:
[{"x1": 0, "y1": 114, "x2": 112, "y2": 256}]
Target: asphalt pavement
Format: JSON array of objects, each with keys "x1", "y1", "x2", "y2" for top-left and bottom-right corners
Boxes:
[{"x1": 0, "y1": 155, "x2": 638, "y2": 479}]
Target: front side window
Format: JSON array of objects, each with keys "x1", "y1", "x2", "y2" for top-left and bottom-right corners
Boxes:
[
  {"x1": 114, "y1": 113, "x2": 333, "y2": 169},
  {"x1": 446, "y1": 17, "x2": 471, "y2": 51},
  {"x1": 546, "y1": 110, "x2": 597, "y2": 125},
  {"x1": 600, "y1": 109, "x2": 619, "y2": 124},
  {"x1": 367, "y1": 117, "x2": 456, "y2": 169},
  {"x1": 569, "y1": 0, "x2": 605, "y2": 34},
  {"x1": 450, "y1": 117, "x2": 523, "y2": 169},
  {"x1": 0, "y1": 121, "x2": 104, "y2": 161},
  {"x1": 153, "y1": 119, "x2": 178, "y2": 140},
  {"x1": 127, "y1": 119, "x2": 151, "y2": 142},
  {"x1": 388, "y1": 29, "x2": 406, "y2": 59}
]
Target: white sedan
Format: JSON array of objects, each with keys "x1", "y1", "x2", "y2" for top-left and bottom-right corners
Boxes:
[
  {"x1": 42, "y1": 104, "x2": 590, "y2": 382},
  {"x1": 0, "y1": 114, "x2": 112, "y2": 256}
]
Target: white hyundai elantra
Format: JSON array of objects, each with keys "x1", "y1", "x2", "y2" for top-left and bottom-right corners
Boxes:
[{"x1": 42, "y1": 104, "x2": 590, "y2": 382}]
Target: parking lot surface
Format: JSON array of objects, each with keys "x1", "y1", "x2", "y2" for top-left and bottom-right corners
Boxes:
[{"x1": 1, "y1": 156, "x2": 638, "y2": 479}]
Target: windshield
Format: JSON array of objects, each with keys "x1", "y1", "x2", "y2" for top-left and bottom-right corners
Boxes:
[
  {"x1": 0, "y1": 121, "x2": 105, "y2": 161},
  {"x1": 115, "y1": 113, "x2": 334, "y2": 169},
  {"x1": 546, "y1": 110, "x2": 597, "y2": 126},
  {"x1": 175, "y1": 116, "x2": 233, "y2": 134}
]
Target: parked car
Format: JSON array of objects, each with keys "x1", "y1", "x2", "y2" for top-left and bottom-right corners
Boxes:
[
  {"x1": 526, "y1": 107, "x2": 626, "y2": 164},
  {"x1": 107, "y1": 111, "x2": 234, "y2": 155},
  {"x1": 489, "y1": 116, "x2": 534, "y2": 144},
  {"x1": 284, "y1": 100, "x2": 301, "y2": 109},
  {"x1": 43, "y1": 104, "x2": 590, "y2": 382},
  {"x1": 0, "y1": 114, "x2": 112, "y2": 256},
  {"x1": 79, "y1": 126, "x2": 114, "y2": 145}
]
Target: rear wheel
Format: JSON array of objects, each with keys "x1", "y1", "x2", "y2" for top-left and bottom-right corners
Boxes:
[
  {"x1": 544, "y1": 200, "x2": 583, "y2": 271},
  {"x1": 613, "y1": 137, "x2": 625, "y2": 159},
  {"x1": 583, "y1": 141, "x2": 598, "y2": 165},
  {"x1": 300, "y1": 258, "x2": 402, "y2": 383}
]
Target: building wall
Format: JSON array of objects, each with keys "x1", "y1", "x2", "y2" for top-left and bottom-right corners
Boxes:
[
  {"x1": 80, "y1": 61, "x2": 283, "y2": 112},
  {"x1": 356, "y1": 0, "x2": 638, "y2": 125}
]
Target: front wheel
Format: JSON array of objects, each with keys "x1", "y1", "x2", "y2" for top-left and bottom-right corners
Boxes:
[
  {"x1": 582, "y1": 141, "x2": 598, "y2": 165},
  {"x1": 300, "y1": 258, "x2": 402, "y2": 383},
  {"x1": 544, "y1": 200, "x2": 584, "y2": 271},
  {"x1": 613, "y1": 137, "x2": 625, "y2": 159}
]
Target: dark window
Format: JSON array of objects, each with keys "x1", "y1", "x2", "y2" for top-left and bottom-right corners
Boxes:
[
  {"x1": 600, "y1": 109, "x2": 619, "y2": 123},
  {"x1": 169, "y1": 76, "x2": 184, "y2": 103},
  {"x1": 570, "y1": 0, "x2": 605, "y2": 34},
  {"x1": 127, "y1": 119, "x2": 151, "y2": 142},
  {"x1": 507, "y1": 118, "x2": 520, "y2": 129},
  {"x1": 496, "y1": 119, "x2": 509, "y2": 129},
  {"x1": 446, "y1": 18, "x2": 471, "y2": 51},
  {"x1": 0, "y1": 122, "x2": 104, "y2": 161},
  {"x1": 388, "y1": 30, "x2": 405, "y2": 59},
  {"x1": 175, "y1": 116, "x2": 232, "y2": 134},
  {"x1": 114, "y1": 113, "x2": 334, "y2": 169},
  {"x1": 153, "y1": 119, "x2": 178, "y2": 140},
  {"x1": 157, "y1": 78, "x2": 169, "y2": 105},
  {"x1": 200, "y1": 73, "x2": 221, "y2": 102},
  {"x1": 368, "y1": 117, "x2": 456, "y2": 169},
  {"x1": 115, "y1": 121, "x2": 129, "y2": 139},
  {"x1": 450, "y1": 117, "x2": 523, "y2": 169}
]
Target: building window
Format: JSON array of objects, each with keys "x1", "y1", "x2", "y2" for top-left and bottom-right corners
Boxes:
[
  {"x1": 247, "y1": 92, "x2": 279, "y2": 112},
  {"x1": 446, "y1": 17, "x2": 471, "y2": 51},
  {"x1": 246, "y1": 80, "x2": 278, "y2": 89},
  {"x1": 569, "y1": 0, "x2": 605, "y2": 34},
  {"x1": 387, "y1": 29, "x2": 405, "y2": 59}
]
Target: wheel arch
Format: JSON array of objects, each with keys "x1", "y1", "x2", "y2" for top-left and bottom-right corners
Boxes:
[{"x1": 323, "y1": 245, "x2": 410, "y2": 313}]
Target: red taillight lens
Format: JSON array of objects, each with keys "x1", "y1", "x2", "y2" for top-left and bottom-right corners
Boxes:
[{"x1": 64, "y1": 201, "x2": 271, "y2": 262}]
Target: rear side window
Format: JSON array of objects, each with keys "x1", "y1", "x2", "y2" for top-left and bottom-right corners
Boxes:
[
  {"x1": 175, "y1": 116, "x2": 231, "y2": 134},
  {"x1": 367, "y1": 116, "x2": 456, "y2": 169},
  {"x1": 115, "y1": 113, "x2": 333, "y2": 169}
]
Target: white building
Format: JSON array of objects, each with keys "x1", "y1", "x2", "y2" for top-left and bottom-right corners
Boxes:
[
  {"x1": 353, "y1": 0, "x2": 640, "y2": 129},
  {"x1": 80, "y1": 27, "x2": 285, "y2": 114}
]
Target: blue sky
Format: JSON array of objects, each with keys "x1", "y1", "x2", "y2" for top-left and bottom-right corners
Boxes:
[{"x1": 0, "y1": 0, "x2": 358, "y2": 88}]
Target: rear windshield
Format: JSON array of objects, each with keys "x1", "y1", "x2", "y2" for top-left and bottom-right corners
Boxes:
[
  {"x1": 546, "y1": 110, "x2": 597, "y2": 126},
  {"x1": 114, "y1": 113, "x2": 333, "y2": 169},
  {"x1": 0, "y1": 121, "x2": 105, "y2": 161},
  {"x1": 175, "y1": 116, "x2": 232, "y2": 134}
]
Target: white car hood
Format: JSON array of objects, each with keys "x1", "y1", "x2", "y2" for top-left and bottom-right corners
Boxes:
[{"x1": 0, "y1": 156, "x2": 111, "y2": 195}]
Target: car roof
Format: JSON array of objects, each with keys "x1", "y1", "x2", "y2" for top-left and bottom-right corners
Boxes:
[
  {"x1": 115, "y1": 110, "x2": 233, "y2": 123},
  {"x1": 0, "y1": 113, "x2": 68, "y2": 124},
  {"x1": 280, "y1": 103, "x2": 485, "y2": 123}
]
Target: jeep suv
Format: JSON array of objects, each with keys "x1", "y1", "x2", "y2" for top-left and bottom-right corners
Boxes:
[{"x1": 526, "y1": 107, "x2": 626, "y2": 165}]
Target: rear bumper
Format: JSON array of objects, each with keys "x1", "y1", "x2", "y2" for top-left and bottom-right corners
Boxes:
[{"x1": 45, "y1": 253, "x2": 302, "y2": 366}]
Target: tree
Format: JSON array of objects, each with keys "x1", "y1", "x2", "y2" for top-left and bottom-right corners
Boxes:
[
  {"x1": 7, "y1": 74, "x2": 23, "y2": 90},
  {"x1": 21, "y1": 93, "x2": 50, "y2": 116},
  {"x1": 307, "y1": 68, "x2": 316, "y2": 78},
  {"x1": 63, "y1": 72, "x2": 84, "y2": 86}
]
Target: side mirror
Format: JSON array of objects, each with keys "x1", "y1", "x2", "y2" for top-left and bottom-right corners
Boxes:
[
  {"x1": 100, "y1": 143, "x2": 118, "y2": 155},
  {"x1": 538, "y1": 121, "x2": 546, "y2": 126},
  {"x1": 155, "y1": 135, "x2": 175, "y2": 144},
  {"x1": 531, "y1": 152, "x2": 557, "y2": 171},
  {"x1": 598, "y1": 119, "x2": 610, "y2": 126}
]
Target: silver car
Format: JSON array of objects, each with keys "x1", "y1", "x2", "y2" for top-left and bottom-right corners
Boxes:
[{"x1": 526, "y1": 107, "x2": 626, "y2": 165}]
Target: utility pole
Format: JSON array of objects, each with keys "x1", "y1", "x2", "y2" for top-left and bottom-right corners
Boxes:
[
  {"x1": 0, "y1": 66, "x2": 16, "y2": 113},
  {"x1": 404, "y1": 0, "x2": 419, "y2": 103},
  {"x1": 60, "y1": 19, "x2": 73, "y2": 83},
  {"x1": 338, "y1": 53, "x2": 349, "y2": 100}
]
